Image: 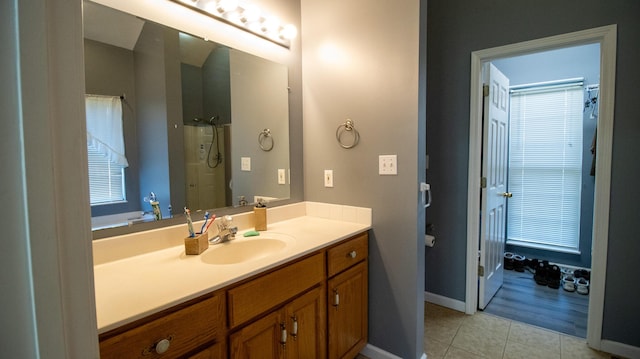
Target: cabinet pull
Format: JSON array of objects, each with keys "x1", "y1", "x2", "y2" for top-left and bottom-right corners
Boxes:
[
  {"x1": 333, "y1": 289, "x2": 340, "y2": 307},
  {"x1": 280, "y1": 323, "x2": 287, "y2": 347},
  {"x1": 290, "y1": 315, "x2": 298, "y2": 339},
  {"x1": 348, "y1": 250, "x2": 357, "y2": 259},
  {"x1": 142, "y1": 335, "x2": 174, "y2": 356}
]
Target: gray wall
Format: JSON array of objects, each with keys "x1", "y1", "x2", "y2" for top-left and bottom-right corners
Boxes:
[
  {"x1": 493, "y1": 44, "x2": 599, "y2": 268},
  {"x1": 426, "y1": 0, "x2": 640, "y2": 347},
  {"x1": 301, "y1": 0, "x2": 426, "y2": 357}
]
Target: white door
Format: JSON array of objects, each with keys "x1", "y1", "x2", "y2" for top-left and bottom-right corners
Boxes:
[{"x1": 478, "y1": 63, "x2": 510, "y2": 310}]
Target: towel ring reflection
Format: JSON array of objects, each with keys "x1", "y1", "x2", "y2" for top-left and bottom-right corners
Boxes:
[
  {"x1": 258, "y1": 128, "x2": 274, "y2": 151},
  {"x1": 336, "y1": 119, "x2": 360, "y2": 149}
]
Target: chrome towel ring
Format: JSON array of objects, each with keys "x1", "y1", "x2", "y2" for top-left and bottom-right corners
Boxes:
[
  {"x1": 258, "y1": 128, "x2": 274, "y2": 151},
  {"x1": 336, "y1": 119, "x2": 360, "y2": 149}
]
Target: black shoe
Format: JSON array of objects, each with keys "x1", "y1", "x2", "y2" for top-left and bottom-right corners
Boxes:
[
  {"x1": 547, "y1": 265, "x2": 561, "y2": 289},
  {"x1": 514, "y1": 254, "x2": 526, "y2": 272},
  {"x1": 504, "y1": 252, "x2": 515, "y2": 270},
  {"x1": 534, "y1": 261, "x2": 548, "y2": 286},
  {"x1": 574, "y1": 269, "x2": 591, "y2": 281}
]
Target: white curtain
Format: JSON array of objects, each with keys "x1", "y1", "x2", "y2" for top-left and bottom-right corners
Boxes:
[{"x1": 85, "y1": 95, "x2": 129, "y2": 167}]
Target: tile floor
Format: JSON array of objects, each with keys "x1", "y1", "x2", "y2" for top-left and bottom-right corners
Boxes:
[{"x1": 424, "y1": 302, "x2": 618, "y2": 359}]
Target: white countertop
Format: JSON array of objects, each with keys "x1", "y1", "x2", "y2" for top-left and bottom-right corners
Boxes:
[{"x1": 93, "y1": 202, "x2": 371, "y2": 334}]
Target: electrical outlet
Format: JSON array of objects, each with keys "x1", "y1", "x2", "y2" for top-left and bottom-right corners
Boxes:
[
  {"x1": 379, "y1": 155, "x2": 397, "y2": 175},
  {"x1": 278, "y1": 169, "x2": 286, "y2": 184},
  {"x1": 324, "y1": 170, "x2": 334, "y2": 187},
  {"x1": 241, "y1": 157, "x2": 251, "y2": 171}
]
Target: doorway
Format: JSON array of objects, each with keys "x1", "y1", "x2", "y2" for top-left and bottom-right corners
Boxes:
[{"x1": 465, "y1": 25, "x2": 617, "y2": 350}]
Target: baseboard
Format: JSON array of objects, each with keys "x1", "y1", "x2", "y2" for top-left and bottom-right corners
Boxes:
[
  {"x1": 424, "y1": 291, "x2": 466, "y2": 312},
  {"x1": 600, "y1": 339, "x2": 640, "y2": 359},
  {"x1": 360, "y1": 344, "x2": 404, "y2": 359}
]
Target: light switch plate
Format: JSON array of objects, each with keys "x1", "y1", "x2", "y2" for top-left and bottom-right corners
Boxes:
[
  {"x1": 241, "y1": 157, "x2": 251, "y2": 171},
  {"x1": 379, "y1": 155, "x2": 397, "y2": 175},
  {"x1": 324, "y1": 170, "x2": 334, "y2": 187},
  {"x1": 278, "y1": 169, "x2": 286, "y2": 184}
]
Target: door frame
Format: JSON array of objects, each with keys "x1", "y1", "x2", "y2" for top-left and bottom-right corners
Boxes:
[{"x1": 465, "y1": 25, "x2": 617, "y2": 350}]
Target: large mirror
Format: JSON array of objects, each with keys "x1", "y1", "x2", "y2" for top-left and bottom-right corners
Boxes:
[{"x1": 84, "y1": 1, "x2": 291, "y2": 233}]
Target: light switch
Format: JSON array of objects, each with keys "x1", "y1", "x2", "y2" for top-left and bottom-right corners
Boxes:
[
  {"x1": 324, "y1": 170, "x2": 334, "y2": 187},
  {"x1": 278, "y1": 169, "x2": 286, "y2": 184},
  {"x1": 379, "y1": 155, "x2": 397, "y2": 175},
  {"x1": 241, "y1": 157, "x2": 251, "y2": 171}
]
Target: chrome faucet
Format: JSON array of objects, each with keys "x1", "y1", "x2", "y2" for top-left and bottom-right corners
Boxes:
[{"x1": 209, "y1": 215, "x2": 238, "y2": 244}]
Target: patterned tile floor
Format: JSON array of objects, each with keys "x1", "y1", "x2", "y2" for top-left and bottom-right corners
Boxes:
[{"x1": 424, "y1": 302, "x2": 620, "y2": 359}]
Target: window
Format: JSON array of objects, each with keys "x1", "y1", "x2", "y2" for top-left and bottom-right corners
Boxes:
[
  {"x1": 507, "y1": 82, "x2": 583, "y2": 253},
  {"x1": 85, "y1": 95, "x2": 128, "y2": 205}
]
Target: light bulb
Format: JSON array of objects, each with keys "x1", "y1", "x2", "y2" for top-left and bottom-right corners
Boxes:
[
  {"x1": 280, "y1": 24, "x2": 297, "y2": 40},
  {"x1": 216, "y1": 0, "x2": 238, "y2": 13},
  {"x1": 261, "y1": 16, "x2": 279, "y2": 34},
  {"x1": 241, "y1": 5, "x2": 261, "y2": 23}
]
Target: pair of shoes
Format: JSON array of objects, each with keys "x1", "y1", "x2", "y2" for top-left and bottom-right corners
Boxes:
[
  {"x1": 562, "y1": 274, "x2": 576, "y2": 292},
  {"x1": 504, "y1": 252, "x2": 526, "y2": 272},
  {"x1": 576, "y1": 277, "x2": 590, "y2": 295}
]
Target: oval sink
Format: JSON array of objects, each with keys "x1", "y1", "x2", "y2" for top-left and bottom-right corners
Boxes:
[{"x1": 200, "y1": 234, "x2": 294, "y2": 265}]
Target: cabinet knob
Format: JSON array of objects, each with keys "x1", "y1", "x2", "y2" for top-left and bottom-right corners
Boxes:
[
  {"x1": 348, "y1": 250, "x2": 357, "y2": 259},
  {"x1": 333, "y1": 289, "x2": 340, "y2": 307},
  {"x1": 142, "y1": 335, "x2": 173, "y2": 356},
  {"x1": 290, "y1": 315, "x2": 298, "y2": 339},
  {"x1": 155, "y1": 339, "x2": 171, "y2": 354}
]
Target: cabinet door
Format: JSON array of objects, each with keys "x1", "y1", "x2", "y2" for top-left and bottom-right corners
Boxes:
[
  {"x1": 328, "y1": 261, "x2": 368, "y2": 359},
  {"x1": 284, "y1": 286, "x2": 326, "y2": 359},
  {"x1": 229, "y1": 310, "x2": 285, "y2": 359}
]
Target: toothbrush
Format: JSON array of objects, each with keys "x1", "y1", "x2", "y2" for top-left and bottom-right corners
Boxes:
[
  {"x1": 199, "y1": 212, "x2": 210, "y2": 234},
  {"x1": 204, "y1": 214, "x2": 216, "y2": 233},
  {"x1": 184, "y1": 207, "x2": 195, "y2": 237}
]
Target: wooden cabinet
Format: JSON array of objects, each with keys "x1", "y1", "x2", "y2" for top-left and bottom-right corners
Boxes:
[
  {"x1": 99, "y1": 231, "x2": 368, "y2": 359},
  {"x1": 230, "y1": 286, "x2": 326, "y2": 359},
  {"x1": 327, "y1": 233, "x2": 368, "y2": 359},
  {"x1": 99, "y1": 291, "x2": 225, "y2": 359}
]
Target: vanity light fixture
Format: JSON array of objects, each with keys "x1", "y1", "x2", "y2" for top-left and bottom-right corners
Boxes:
[{"x1": 173, "y1": 0, "x2": 297, "y2": 48}]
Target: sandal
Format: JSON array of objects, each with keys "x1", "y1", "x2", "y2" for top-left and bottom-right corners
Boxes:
[{"x1": 576, "y1": 277, "x2": 590, "y2": 295}]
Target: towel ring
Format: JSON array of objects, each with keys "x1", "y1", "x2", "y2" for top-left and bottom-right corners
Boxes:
[
  {"x1": 258, "y1": 128, "x2": 274, "y2": 151},
  {"x1": 336, "y1": 119, "x2": 360, "y2": 149}
]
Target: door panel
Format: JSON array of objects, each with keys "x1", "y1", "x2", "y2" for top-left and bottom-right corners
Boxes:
[{"x1": 479, "y1": 62, "x2": 509, "y2": 310}]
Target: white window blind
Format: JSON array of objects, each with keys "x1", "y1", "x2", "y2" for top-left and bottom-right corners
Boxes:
[
  {"x1": 507, "y1": 83, "x2": 583, "y2": 252},
  {"x1": 85, "y1": 95, "x2": 128, "y2": 205}
]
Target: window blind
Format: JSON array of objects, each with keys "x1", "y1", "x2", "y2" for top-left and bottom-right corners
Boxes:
[
  {"x1": 87, "y1": 147, "x2": 126, "y2": 204},
  {"x1": 507, "y1": 83, "x2": 583, "y2": 252}
]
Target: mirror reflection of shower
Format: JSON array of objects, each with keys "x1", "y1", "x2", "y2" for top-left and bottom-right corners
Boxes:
[
  {"x1": 184, "y1": 115, "x2": 231, "y2": 210},
  {"x1": 192, "y1": 115, "x2": 223, "y2": 168}
]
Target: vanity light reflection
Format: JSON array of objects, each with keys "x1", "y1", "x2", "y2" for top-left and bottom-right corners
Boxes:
[{"x1": 173, "y1": 0, "x2": 297, "y2": 48}]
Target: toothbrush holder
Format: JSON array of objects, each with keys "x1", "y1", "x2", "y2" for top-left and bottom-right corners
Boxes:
[{"x1": 184, "y1": 232, "x2": 209, "y2": 255}]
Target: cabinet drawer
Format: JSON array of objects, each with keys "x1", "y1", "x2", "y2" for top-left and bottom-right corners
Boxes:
[
  {"x1": 99, "y1": 292, "x2": 225, "y2": 359},
  {"x1": 327, "y1": 232, "x2": 368, "y2": 277},
  {"x1": 228, "y1": 253, "x2": 325, "y2": 328}
]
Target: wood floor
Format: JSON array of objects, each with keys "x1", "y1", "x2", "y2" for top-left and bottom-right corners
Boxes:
[{"x1": 483, "y1": 268, "x2": 589, "y2": 338}]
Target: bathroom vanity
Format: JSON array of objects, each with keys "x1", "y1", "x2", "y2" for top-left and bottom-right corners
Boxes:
[{"x1": 94, "y1": 202, "x2": 371, "y2": 358}]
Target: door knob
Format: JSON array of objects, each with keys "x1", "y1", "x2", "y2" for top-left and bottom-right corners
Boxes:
[{"x1": 499, "y1": 192, "x2": 513, "y2": 198}]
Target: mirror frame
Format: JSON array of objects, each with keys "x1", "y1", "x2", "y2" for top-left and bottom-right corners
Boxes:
[{"x1": 88, "y1": 0, "x2": 303, "y2": 240}]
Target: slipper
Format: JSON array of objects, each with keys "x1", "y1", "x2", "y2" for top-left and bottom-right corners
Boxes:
[{"x1": 562, "y1": 274, "x2": 576, "y2": 292}]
